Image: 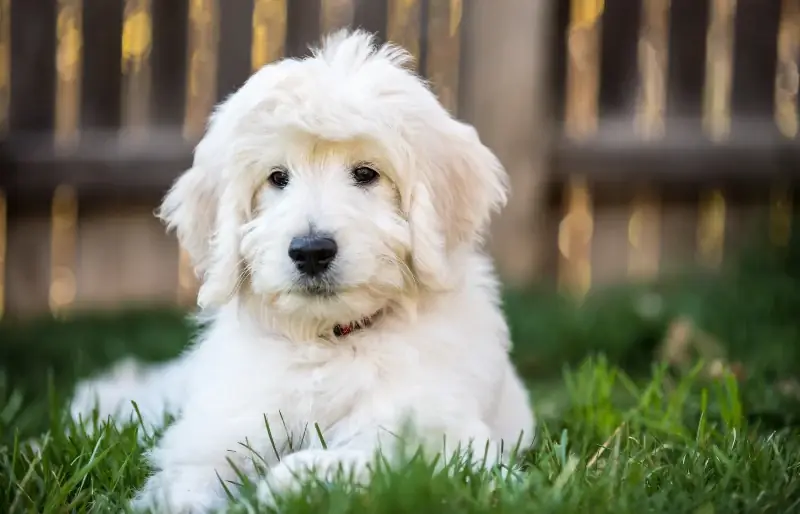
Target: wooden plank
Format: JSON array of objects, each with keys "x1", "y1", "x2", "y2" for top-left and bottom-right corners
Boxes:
[
  {"x1": 666, "y1": 0, "x2": 709, "y2": 133},
  {"x1": 461, "y1": 0, "x2": 556, "y2": 284},
  {"x1": 703, "y1": 0, "x2": 737, "y2": 141},
  {"x1": 731, "y1": 0, "x2": 781, "y2": 139},
  {"x1": 55, "y1": 0, "x2": 83, "y2": 150},
  {"x1": 49, "y1": 185, "x2": 78, "y2": 314},
  {"x1": 387, "y1": 0, "x2": 422, "y2": 63},
  {"x1": 286, "y1": 0, "x2": 319, "y2": 58},
  {"x1": 251, "y1": 0, "x2": 287, "y2": 72},
  {"x1": 598, "y1": 0, "x2": 641, "y2": 123},
  {"x1": 121, "y1": 0, "x2": 152, "y2": 139},
  {"x1": 81, "y1": 0, "x2": 124, "y2": 130},
  {"x1": 636, "y1": 0, "x2": 671, "y2": 140},
  {"x1": 0, "y1": 130, "x2": 191, "y2": 197},
  {"x1": 320, "y1": 0, "x2": 355, "y2": 35},
  {"x1": 0, "y1": 0, "x2": 8, "y2": 134},
  {"x1": 553, "y1": 117, "x2": 800, "y2": 184},
  {"x1": 591, "y1": 205, "x2": 631, "y2": 285},
  {"x1": 354, "y1": 0, "x2": 387, "y2": 45},
  {"x1": 770, "y1": 183, "x2": 793, "y2": 246},
  {"x1": 775, "y1": 0, "x2": 800, "y2": 138},
  {"x1": 184, "y1": 0, "x2": 220, "y2": 140},
  {"x1": 660, "y1": 200, "x2": 700, "y2": 274},
  {"x1": 75, "y1": 206, "x2": 179, "y2": 310},
  {"x1": 628, "y1": 0, "x2": 669, "y2": 280},
  {"x1": 4, "y1": 212, "x2": 51, "y2": 318},
  {"x1": 696, "y1": 188, "x2": 726, "y2": 268},
  {"x1": 151, "y1": 0, "x2": 189, "y2": 126},
  {"x1": 10, "y1": 0, "x2": 56, "y2": 132},
  {"x1": 424, "y1": 0, "x2": 462, "y2": 114},
  {"x1": 217, "y1": 0, "x2": 253, "y2": 100},
  {"x1": 627, "y1": 187, "x2": 661, "y2": 279},
  {"x1": 558, "y1": 176, "x2": 594, "y2": 297},
  {"x1": 0, "y1": 190, "x2": 5, "y2": 318},
  {"x1": 560, "y1": 0, "x2": 603, "y2": 297}
]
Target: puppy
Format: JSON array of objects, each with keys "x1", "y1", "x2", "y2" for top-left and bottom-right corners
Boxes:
[{"x1": 69, "y1": 30, "x2": 535, "y2": 512}]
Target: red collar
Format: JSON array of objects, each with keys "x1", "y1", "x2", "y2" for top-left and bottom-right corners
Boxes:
[{"x1": 332, "y1": 312, "x2": 380, "y2": 338}]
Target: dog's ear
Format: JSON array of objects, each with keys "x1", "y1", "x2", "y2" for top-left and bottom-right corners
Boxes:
[
  {"x1": 158, "y1": 137, "x2": 245, "y2": 308},
  {"x1": 408, "y1": 121, "x2": 508, "y2": 291}
]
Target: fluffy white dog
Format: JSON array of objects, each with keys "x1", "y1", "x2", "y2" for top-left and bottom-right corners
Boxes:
[{"x1": 69, "y1": 30, "x2": 535, "y2": 512}]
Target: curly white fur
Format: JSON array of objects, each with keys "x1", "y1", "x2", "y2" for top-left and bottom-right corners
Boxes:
[{"x1": 69, "y1": 30, "x2": 535, "y2": 513}]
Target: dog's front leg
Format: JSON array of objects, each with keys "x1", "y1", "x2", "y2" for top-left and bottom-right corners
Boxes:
[{"x1": 131, "y1": 410, "x2": 282, "y2": 513}]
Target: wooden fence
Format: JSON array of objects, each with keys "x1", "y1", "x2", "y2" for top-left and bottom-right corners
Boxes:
[{"x1": 0, "y1": 0, "x2": 798, "y2": 318}]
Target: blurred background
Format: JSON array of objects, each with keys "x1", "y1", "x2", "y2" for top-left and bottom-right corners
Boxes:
[
  {"x1": 0, "y1": 0, "x2": 798, "y2": 317},
  {"x1": 0, "y1": 0, "x2": 798, "y2": 402}
]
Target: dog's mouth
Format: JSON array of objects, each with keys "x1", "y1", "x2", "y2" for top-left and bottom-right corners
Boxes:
[{"x1": 293, "y1": 277, "x2": 338, "y2": 298}]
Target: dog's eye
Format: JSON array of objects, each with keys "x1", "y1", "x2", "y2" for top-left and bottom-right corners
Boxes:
[
  {"x1": 267, "y1": 169, "x2": 290, "y2": 189},
  {"x1": 352, "y1": 166, "x2": 379, "y2": 186}
]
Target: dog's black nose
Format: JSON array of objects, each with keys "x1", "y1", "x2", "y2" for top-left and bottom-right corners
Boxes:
[{"x1": 288, "y1": 235, "x2": 338, "y2": 276}]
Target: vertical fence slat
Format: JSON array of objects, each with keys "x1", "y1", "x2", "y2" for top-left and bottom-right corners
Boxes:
[
  {"x1": 181, "y1": 0, "x2": 221, "y2": 306},
  {"x1": 627, "y1": 0, "x2": 669, "y2": 280},
  {"x1": 251, "y1": 0, "x2": 287, "y2": 72},
  {"x1": 49, "y1": 185, "x2": 78, "y2": 315},
  {"x1": 666, "y1": 0, "x2": 709, "y2": 131},
  {"x1": 558, "y1": 176, "x2": 594, "y2": 296},
  {"x1": 0, "y1": 0, "x2": 9, "y2": 134},
  {"x1": 184, "y1": 0, "x2": 220, "y2": 140},
  {"x1": 320, "y1": 0, "x2": 355, "y2": 35},
  {"x1": 424, "y1": 0, "x2": 462, "y2": 114},
  {"x1": 628, "y1": 187, "x2": 661, "y2": 278},
  {"x1": 0, "y1": 190, "x2": 5, "y2": 319},
  {"x1": 461, "y1": 0, "x2": 555, "y2": 285},
  {"x1": 82, "y1": 0, "x2": 123, "y2": 130},
  {"x1": 598, "y1": 0, "x2": 641, "y2": 123},
  {"x1": 121, "y1": 0, "x2": 152, "y2": 138},
  {"x1": 217, "y1": 0, "x2": 253, "y2": 100},
  {"x1": 151, "y1": 0, "x2": 189, "y2": 126},
  {"x1": 731, "y1": 0, "x2": 780, "y2": 132},
  {"x1": 55, "y1": 0, "x2": 82, "y2": 149},
  {"x1": 10, "y1": 0, "x2": 56, "y2": 132},
  {"x1": 703, "y1": 0, "x2": 736, "y2": 142},
  {"x1": 560, "y1": 0, "x2": 603, "y2": 298},
  {"x1": 636, "y1": 0, "x2": 670, "y2": 140},
  {"x1": 770, "y1": 184, "x2": 793, "y2": 246},
  {"x1": 387, "y1": 0, "x2": 422, "y2": 64},
  {"x1": 697, "y1": 188, "x2": 726, "y2": 268},
  {"x1": 776, "y1": 0, "x2": 800, "y2": 138}
]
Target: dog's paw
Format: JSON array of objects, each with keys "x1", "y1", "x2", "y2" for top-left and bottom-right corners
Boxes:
[
  {"x1": 131, "y1": 468, "x2": 228, "y2": 514},
  {"x1": 256, "y1": 449, "x2": 367, "y2": 509}
]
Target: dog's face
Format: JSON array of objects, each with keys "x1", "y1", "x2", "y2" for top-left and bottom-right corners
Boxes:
[{"x1": 159, "y1": 31, "x2": 508, "y2": 335}]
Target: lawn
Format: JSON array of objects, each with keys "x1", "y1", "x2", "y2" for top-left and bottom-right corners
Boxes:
[{"x1": 1, "y1": 233, "x2": 799, "y2": 513}]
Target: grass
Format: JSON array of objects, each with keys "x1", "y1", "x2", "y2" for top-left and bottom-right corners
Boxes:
[{"x1": 1, "y1": 232, "x2": 800, "y2": 512}]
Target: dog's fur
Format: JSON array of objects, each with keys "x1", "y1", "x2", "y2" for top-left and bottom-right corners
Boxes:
[{"x1": 69, "y1": 31, "x2": 535, "y2": 512}]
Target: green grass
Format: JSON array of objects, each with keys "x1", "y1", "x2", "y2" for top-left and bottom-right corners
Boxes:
[{"x1": 1, "y1": 233, "x2": 800, "y2": 512}]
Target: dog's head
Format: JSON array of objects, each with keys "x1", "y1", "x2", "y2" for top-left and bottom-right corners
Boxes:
[{"x1": 159, "y1": 30, "x2": 507, "y2": 335}]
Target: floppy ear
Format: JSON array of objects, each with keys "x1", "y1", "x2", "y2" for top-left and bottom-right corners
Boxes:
[
  {"x1": 158, "y1": 153, "x2": 246, "y2": 309},
  {"x1": 408, "y1": 121, "x2": 508, "y2": 291}
]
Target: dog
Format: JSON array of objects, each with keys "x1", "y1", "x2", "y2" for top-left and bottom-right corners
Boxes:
[{"x1": 69, "y1": 30, "x2": 535, "y2": 512}]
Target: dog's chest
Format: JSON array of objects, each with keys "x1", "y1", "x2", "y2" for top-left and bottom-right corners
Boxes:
[{"x1": 258, "y1": 343, "x2": 399, "y2": 444}]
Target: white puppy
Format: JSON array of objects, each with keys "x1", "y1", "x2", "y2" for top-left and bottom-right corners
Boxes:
[{"x1": 69, "y1": 30, "x2": 535, "y2": 512}]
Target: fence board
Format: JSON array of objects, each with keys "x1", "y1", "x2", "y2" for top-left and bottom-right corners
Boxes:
[
  {"x1": 666, "y1": 0, "x2": 709, "y2": 130},
  {"x1": 76, "y1": 207, "x2": 179, "y2": 309},
  {"x1": 82, "y1": 0, "x2": 123, "y2": 129},
  {"x1": 217, "y1": 0, "x2": 254, "y2": 100},
  {"x1": 732, "y1": 0, "x2": 781, "y2": 137},
  {"x1": 151, "y1": 0, "x2": 189, "y2": 126},
  {"x1": 10, "y1": 0, "x2": 57, "y2": 132},
  {"x1": 4, "y1": 213, "x2": 51, "y2": 317}
]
